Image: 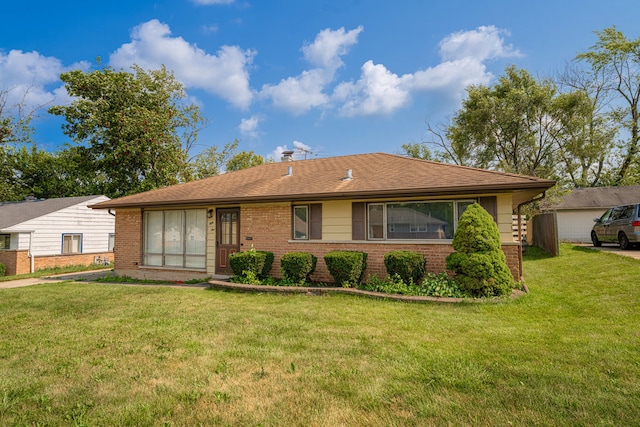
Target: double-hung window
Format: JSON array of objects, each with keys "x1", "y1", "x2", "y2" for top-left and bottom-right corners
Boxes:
[
  {"x1": 292, "y1": 204, "x2": 322, "y2": 240},
  {"x1": 143, "y1": 209, "x2": 207, "y2": 269},
  {"x1": 62, "y1": 234, "x2": 82, "y2": 254},
  {"x1": 367, "y1": 200, "x2": 475, "y2": 240},
  {"x1": 0, "y1": 234, "x2": 10, "y2": 250}
]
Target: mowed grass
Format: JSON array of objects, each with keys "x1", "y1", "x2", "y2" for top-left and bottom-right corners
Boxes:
[{"x1": 1, "y1": 245, "x2": 639, "y2": 426}]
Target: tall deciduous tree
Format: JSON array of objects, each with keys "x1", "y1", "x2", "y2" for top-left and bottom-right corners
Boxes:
[
  {"x1": 398, "y1": 142, "x2": 433, "y2": 160},
  {"x1": 191, "y1": 139, "x2": 239, "y2": 179},
  {"x1": 555, "y1": 64, "x2": 617, "y2": 187},
  {"x1": 49, "y1": 65, "x2": 204, "y2": 197},
  {"x1": 1, "y1": 87, "x2": 35, "y2": 200},
  {"x1": 447, "y1": 66, "x2": 561, "y2": 178},
  {"x1": 226, "y1": 150, "x2": 265, "y2": 172},
  {"x1": 577, "y1": 26, "x2": 640, "y2": 185}
]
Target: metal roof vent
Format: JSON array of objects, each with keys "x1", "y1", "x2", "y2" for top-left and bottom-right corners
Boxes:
[
  {"x1": 343, "y1": 169, "x2": 353, "y2": 181},
  {"x1": 286, "y1": 165, "x2": 293, "y2": 176}
]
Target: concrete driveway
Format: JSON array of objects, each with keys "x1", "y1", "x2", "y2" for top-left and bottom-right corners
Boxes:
[
  {"x1": 577, "y1": 243, "x2": 640, "y2": 260},
  {"x1": 0, "y1": 270, "x2": 110, "y2": 289}
]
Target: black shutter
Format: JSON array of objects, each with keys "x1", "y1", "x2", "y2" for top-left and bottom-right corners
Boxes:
[
  {"x1": 310, "y1": 204, "x2": 322, "y2": 239},
  {"x1": 479, "y1": 196, "x2": 498, "y2": 222},
  {"x1": 352, "y1": 202, "x2": 366, "y2": 240}
]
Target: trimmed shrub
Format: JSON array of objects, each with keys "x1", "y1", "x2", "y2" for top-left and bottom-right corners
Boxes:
[
  {"x1": 229, "y1": 249, "x2": 267, "y2": 279},
  {"x1": 445, "y1": 203, "x2": 514, "y2": 297},
  {"x1": 280, "y1": 252, "x2": 317, "y2": 284},
  {"x1": 384, "y1": 250, "x2": 426, "y2": 284},
  {"x1": 0, "y1": 263, "x2": 5, "y2": 277},
  {"x1": 257, "y1": 251, "x2": 274, "y2": 279},
  {"x1": 324, "y1": 251, "x2": 368, "y2": 287}
]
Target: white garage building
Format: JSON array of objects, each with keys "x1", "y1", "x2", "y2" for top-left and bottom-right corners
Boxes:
[{"x1": 546, "y1": 186, "x2": 640, "y2": 243}]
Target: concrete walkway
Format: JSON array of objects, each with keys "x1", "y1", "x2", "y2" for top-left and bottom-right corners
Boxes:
[{"x1": 0, "y1": 270, "x2": 111, "y2": 289}]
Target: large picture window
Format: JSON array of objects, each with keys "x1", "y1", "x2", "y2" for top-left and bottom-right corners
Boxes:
[
  {"x1": 143, "y1": 209, "x2": 206, "y2": 269},
  {"x1": 367, "y1": 200, "x2": 475, "y2": 240}
]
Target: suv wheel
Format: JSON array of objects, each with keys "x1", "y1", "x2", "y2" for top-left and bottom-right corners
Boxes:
[
  {"x1": 591, "y1": 231, "x2": 602, "y2": 247},
  {"x1": 619, "y1": 232, "x2": 631, "y2": 250}
]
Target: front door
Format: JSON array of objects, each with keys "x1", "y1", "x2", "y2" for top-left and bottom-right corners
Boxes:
[{"x1": 216, "y1": 208, "x2": 240, "y2": 274}]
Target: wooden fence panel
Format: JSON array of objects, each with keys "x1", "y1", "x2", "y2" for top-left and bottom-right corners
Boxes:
[{"x1": 532, "y1": 212, "x2": 559, "y2": 256}]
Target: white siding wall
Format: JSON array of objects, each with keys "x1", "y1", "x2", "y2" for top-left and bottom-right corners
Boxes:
[
  {"x1": 557, "y1": 209, "x2": 606, "y2": 243},
  {"x1": 9, "y1": 196, "x2": 115, "y2": 256}
]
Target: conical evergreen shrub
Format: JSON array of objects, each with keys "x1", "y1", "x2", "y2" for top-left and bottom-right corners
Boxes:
[{"x1": 445, "y1": 203, "x2": 514, "y2": 297}]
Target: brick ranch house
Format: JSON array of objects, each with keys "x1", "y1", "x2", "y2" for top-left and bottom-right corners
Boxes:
[{"x1": 90, "y1": 153, "x2": 555, "y2": 283}]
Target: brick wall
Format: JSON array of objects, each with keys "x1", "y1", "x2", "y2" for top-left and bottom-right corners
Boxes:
[
  {"x1": 241, "y1": 203, "x2": 522, "y2": 283},
  {"x1": 0, "y1": 251, "x2": 22, "y2": 276},
  {"x1": 108, "y1": 203, "x2": 522, "y2": 283},
  {"x1": 114, "y1": 208, "x2": 142, "y2": 271},
  {"x1": 34, "y1": 252, "x2": 113, "y2": 272},
  {"x1": 0, "y1": 250, "x2": 113, "y2": 276}
]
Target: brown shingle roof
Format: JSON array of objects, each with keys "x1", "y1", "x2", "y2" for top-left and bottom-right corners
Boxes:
[
  {"x1": 550, "y1": 186, "x2": 640, "y2": 210},
  {"x1": 91, "y1": 153, "x2": 555, "y2": 209}
]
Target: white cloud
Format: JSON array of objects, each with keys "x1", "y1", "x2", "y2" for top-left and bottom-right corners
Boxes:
[
  {"x1": 0, "y1": 49, "x2": 89, "y2": 113},
  {"x1": 109, "y1": 19, "x2": 255, "y2": 109},
  {"x1": 260, "y1": 69, "x2": 329, "y2": 114},
  {"x1": 302, "y1": 26, "x2": 363, "y2": 70},
  {"x1": 238, "y1": 115, "x2": 260, "y2": 138},
  {"x1": 260, "y1": 26, "x2": 363, "y2": 114},
  {"x1": 334, "y1": 61, "x2": 411, "y2": 117},
  {"x1": 439, "y1": 25, "x2": 521, "y2": 62},
  {"x1": 332, "y1": 25, "x2": 522, "y2": 117}
]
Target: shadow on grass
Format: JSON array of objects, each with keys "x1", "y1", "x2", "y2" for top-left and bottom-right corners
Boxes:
[{"x1": 522, "y1": 246, "x2": 554, "y2": 261}]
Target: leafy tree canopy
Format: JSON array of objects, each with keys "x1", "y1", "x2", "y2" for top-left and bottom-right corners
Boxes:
[{"x1": 48, "y1": 65, "x2": 204, "y2": 198}]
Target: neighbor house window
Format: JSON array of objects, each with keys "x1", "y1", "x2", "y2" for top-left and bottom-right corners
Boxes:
[
  {"x1": 0, "y1": 234, "x2": 10, "y2": 250},
  {"x1": 108, "y1": 233, "x2": 115, "y2": 251},
  {"x1": 292, "y1": 204, "x2": 322, "y2": 240},
  {"x1": 367, "y1": 200, "x2": 475, "y2": 240},
  {"x1": 143, "y1": 209, "x2": 206, "y2": 269},
  {"x1": 62, "y1": 234, "x2": 82, "y2": 254}
]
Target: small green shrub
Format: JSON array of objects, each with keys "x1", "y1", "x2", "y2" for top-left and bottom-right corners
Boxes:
[
  {"x1": 229, "y1": 249, "x2": 267, "y2": 279},
  {"x1": 257, "y1": 251, "x2": 274, "y2": 279},
  {"x1": 383, "y1": 250, "x2": 426, "y2": 285},
  {"x1": 280, "y1": 252, "x2": 318, "y2": 284},
  {"x1": 324, "y1": 251, "x2": 368, "y2": 287},
  {"x1": 445, "y1": 203, "x2": 514, "y2": 297},
  {"x1": 360, "y1": 274, "x2": 410, "y2": 294},
  {"x1": 420, "y1": 273, "x2": 464, "y2": 298},
  {"x1": 0, "y1": 263, "x2": 5, "y2": 277}
]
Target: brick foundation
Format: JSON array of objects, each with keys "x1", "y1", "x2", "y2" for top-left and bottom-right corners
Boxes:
[
  {"x1": 110, "y1": 203, "x2": 522, "y2": 283},
  {"x1": 0, "y1": 250, "x2": 113, "y2": 276}
]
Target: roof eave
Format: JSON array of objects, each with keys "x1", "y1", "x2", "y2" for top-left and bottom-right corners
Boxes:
[{"x1": 91, "y1": 181, "x2": 555, "y2": 210}]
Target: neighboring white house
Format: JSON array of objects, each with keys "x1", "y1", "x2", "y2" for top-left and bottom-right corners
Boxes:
[
  {"x1": 545, "y1": 186, "x2": 640, "y2": 243},
  {"x1": 0, "y1": 195, "x2": 115, "y2": 275}
]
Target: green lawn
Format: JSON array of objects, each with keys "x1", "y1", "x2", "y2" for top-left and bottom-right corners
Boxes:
[{"x1": 1, "y1": 244, "x2": 638, "y2": 426}]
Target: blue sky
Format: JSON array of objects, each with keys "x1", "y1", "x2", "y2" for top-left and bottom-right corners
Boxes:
[{"x1": 2, "y1": 0, "x2": 639, "y2": 161}]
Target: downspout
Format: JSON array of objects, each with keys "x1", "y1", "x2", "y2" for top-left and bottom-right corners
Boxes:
[
  {"x1": 516, "y1": 192, "x2": 547, "y2": 286},
  {"x1": 29, "y1": 231, "x2": 35, "y2": 273}
]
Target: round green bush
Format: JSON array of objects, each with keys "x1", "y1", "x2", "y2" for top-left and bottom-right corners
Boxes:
[{"x1": 383, "y1": 250, "x2": 426, "y2": 285}]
